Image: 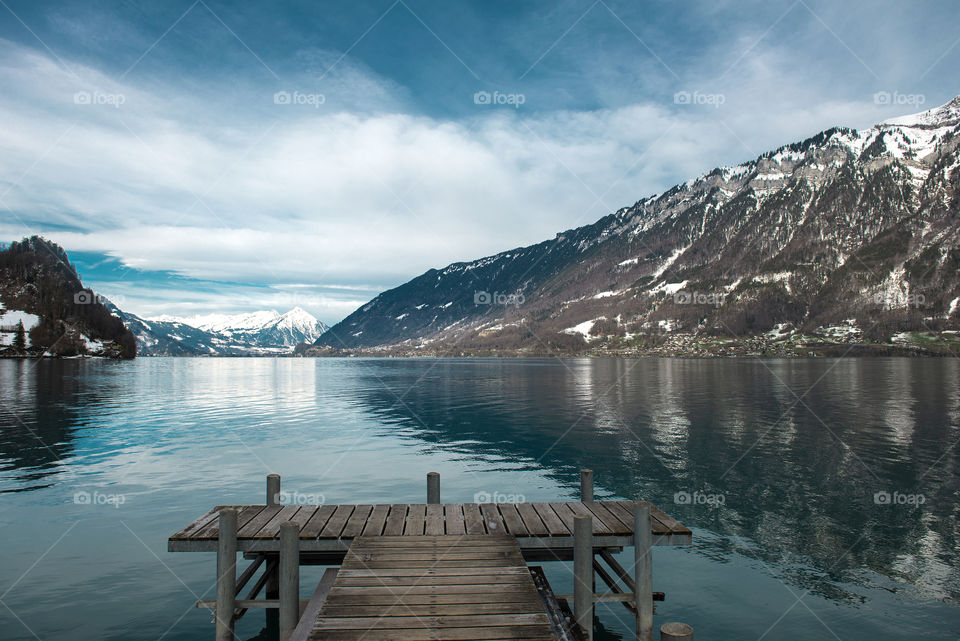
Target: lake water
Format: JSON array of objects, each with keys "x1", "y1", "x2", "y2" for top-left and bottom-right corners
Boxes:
[{"x1": 0, "y1": 357, "x2": 958, "y2": 640}]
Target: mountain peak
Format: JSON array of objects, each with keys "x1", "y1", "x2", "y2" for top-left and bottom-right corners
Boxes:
[
  {"x1": 883, "y1": 94, "x2": 960, "y2": 128},
  {"x1": 281, "y1": 306, "x2": 313, "y2": 319}
]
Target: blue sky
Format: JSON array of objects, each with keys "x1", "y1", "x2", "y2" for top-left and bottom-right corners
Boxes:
[{"x1": 1, "y1": 0, "x2": 958, "y2": 323}]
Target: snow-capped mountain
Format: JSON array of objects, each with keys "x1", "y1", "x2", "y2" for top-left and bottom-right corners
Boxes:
[
  {"x1": 118, "y1": 306, "x2": 329, "y2": 355},
  {"x1": 162, "y1": 307, "x2": 329, "y2": 348},
  {"x1": 316, "y1": 96, "x2": 960, "y2": 354}
]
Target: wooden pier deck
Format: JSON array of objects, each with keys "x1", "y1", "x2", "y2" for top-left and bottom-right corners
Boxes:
[
  {"x1": 169, "y1": 472, "x2": 692, "y2": 641},
  {"x1": 168, "y1": 500, "x2": 691, "y2": 553},
  {"x1": 304, "y1": 535, "x2": 561, "y2": 641}
]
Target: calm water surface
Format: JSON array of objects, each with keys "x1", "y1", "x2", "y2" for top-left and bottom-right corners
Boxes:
[{"x1": 0, "y1": 357, "x2": 958, "y2": 640}]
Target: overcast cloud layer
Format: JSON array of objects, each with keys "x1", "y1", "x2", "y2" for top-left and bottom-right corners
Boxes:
[{"x1": 1, "y1": 0, "x2": 958, "y2": 322}]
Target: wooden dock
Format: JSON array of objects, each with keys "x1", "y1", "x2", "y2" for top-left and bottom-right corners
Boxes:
[
  {"x1": 304, "y1": 535, "x2": 562, "y2": 640},
  {"x1": 170, "y1": 471, "x2": 693, "y2": 641},
  {"x1": 169, "y1": 500, "x2": 691, "y2": 552}
]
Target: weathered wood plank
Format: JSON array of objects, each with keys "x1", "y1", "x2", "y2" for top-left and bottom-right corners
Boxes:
[
  {"x1": 319, "y1": 601, "x2": 541, "y2": 617},
  {"x1": 170, "y1": 507, "x2": 221, "y2": 540},
  {"x1": 197, "y1": 505, "x2": 263, "y2": 539},
  {"x1": 237, "y1": 506, "x2": 283, "y2": 538},
  {"x1": 288, "y1": 505, "x2": 318, "y2": 531},
  {"x1": 322, "y1": 592, "x2": 544, "y2": 606},
  {"x1": 425, "y1": 503, "x2": 445, "y2": 536},
  {"x1": 403, "y1": 504, "x2": 426, "y2": 536},
  {"x1": 606, "y1": 500, "x2": 673, "y2": 535},
  {"x1": 568, "y1": 501, "x2": 613, "y2": 535},
  {"x1": 361, "y1": 504, "x2": 390, "y2": 536},
  {"x1": 340, "y1": 558, "x2": 519, "y2": 569},
  {"x1": 582, "y1": 501, "x2": 631, "y2": 534},
  {"x1": 479, "y1": 503, "x2": 506, "y2": 534},
  {"x1": 647, "y1": 502, "x2": 692, "y2": 535},
  {"x1": 300, "y1": 504, "x2": 337, "y2": 539},
  {"x1": 547, "y1": 502, "x2": 577, "y2": 534},
  {"x1": 335, "y1": 573, "x2": 531, "y2": 586},
  {"x1": 328, "y1": 584, "x2": 543, "y2": 596},
  {"x1": 340, "y1": 505, "x2": 373, "y2": 539},
  {"x1": 339, "y1": 551, "x2": 518, "y2": 563},
  {"x1": 353, "y1": 536, "x2": 516, "y2": 547},
  {"x1": 314, "y1": 613, "x2": 551, "y2": 629},
  {"x1": 497, "y1": 503, "x2": 528, "y2": 537},
  {"x1": 462, "y1": 503, "x2": 486, "y2": 535},
  {"x1": 515, "y1": 502, "x2": 550, "y2": 537},
  {"x1": 338, "y1": 566, "x2": 530, "y2": 576},
  {"x1": 256, "y1": 505, "x2": 302, "y2": 538},
  {"x1": 309, "y1": 627, "x2": 555, "y2": 640},
  {"x1": 443, "y1": 504, "x2": 466, "y2": 535},
  {"x1": 382, "y1": 505, "x2": 408, "y2": 537},
  {"x1": 320, "y1": 505, "x2": 355, "y2": 539},
  {"x1": 530, "y1": 503, "x2": 568, "y2": 535}
]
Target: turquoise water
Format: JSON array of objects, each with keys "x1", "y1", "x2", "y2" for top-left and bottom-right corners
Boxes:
[{"x1": 0, "y1": 357, "x2": 958, "y2": 640}]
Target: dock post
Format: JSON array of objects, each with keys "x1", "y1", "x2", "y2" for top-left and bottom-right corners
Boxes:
[
  {"x1": 660, "y1": 622, "x2": 693, "y2": 640},
  {"x1": 267, "y1": 473, "x2": 281, "y2": 506},
  {"x1": 427, "y1": 472, "x2": 440, "y2": 504},
  {"x1": 265, "y1": 474, "x2": 281, "y2": 632},
  {"x1": 634, "y1": 502, "x2": 654, "y2": 641},
  {"x1": 279, "y1": 521, "x2": 300, "y2": 641},
  {"x1": 573, "y1": 514, "x2": 594, "y2": 641},
  {"x1": 580, "y1": 469, "x2": 593, "y2": 501},
  {"x1": 215, "y1": 508, "x2": 237, "y2": 641}
]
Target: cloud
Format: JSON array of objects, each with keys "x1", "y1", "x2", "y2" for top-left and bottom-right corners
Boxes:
[{"x1": 0, "y1": 23, "x2": 952, "y2": 320}]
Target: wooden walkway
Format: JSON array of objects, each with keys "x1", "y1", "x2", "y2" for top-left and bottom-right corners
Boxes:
[
  {"x1": 169, "y1": 472, "x2": 693, "y2": 641},
  {"x1": 305, "y1": 535, "x2": 560, "y2": 641},
  {"x1": 168, "y1": 500, "x2": 691, "y2": 552}
]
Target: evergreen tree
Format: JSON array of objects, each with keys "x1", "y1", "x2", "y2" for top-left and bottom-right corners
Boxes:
[{"x1": 13, "y1": 320, "x2": 26, "y2": 352}]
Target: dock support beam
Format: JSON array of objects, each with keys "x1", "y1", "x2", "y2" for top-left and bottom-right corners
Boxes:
[
  {"x1": 215, "y1": 508, "x2": 237, "y2": 641},
  {"x1": 573, "y1": 514, "x2": 594, "y2": 641},
  {"x1": 580, "y1": 469, "x2": 593, "y2": 501},
  {"x1": 279, "y1": 521, "x2": 300, "y2": 641},
  {"x1": 427, "y1": 472, "x2": 440, "y2": 504},
  {"x1": 634, "y1": 503, "x2": 653, "y2": 641}
]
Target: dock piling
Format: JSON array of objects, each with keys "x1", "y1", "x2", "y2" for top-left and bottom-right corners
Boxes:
[
  {"x1": 661, "y1": 622, "x2": 693, "y2": 640},
  {"x1": 279, "y1": 521, "x2": 299, "y2": 641},
  {"x1": 215, "y1": 508, "x2": 237, "y2": 641},
  {"x1": 265, "y1": 474, "x2": 281, "y2": 628},
  {"x1": 426, "y1": 472, "x2": 440, "y2": 504},
  {"x1": 634, "y1": 502, "x2": 654, "y2": 641},
  {"x1": 573, "y1": 514, "x2": 594, "y2": 641},
  {"x1": 266, "y1": 474, "x2": 281, "y2": 506},
  {"x1": 580, "y1": 469, "x2": 594, "y2": 501}
]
